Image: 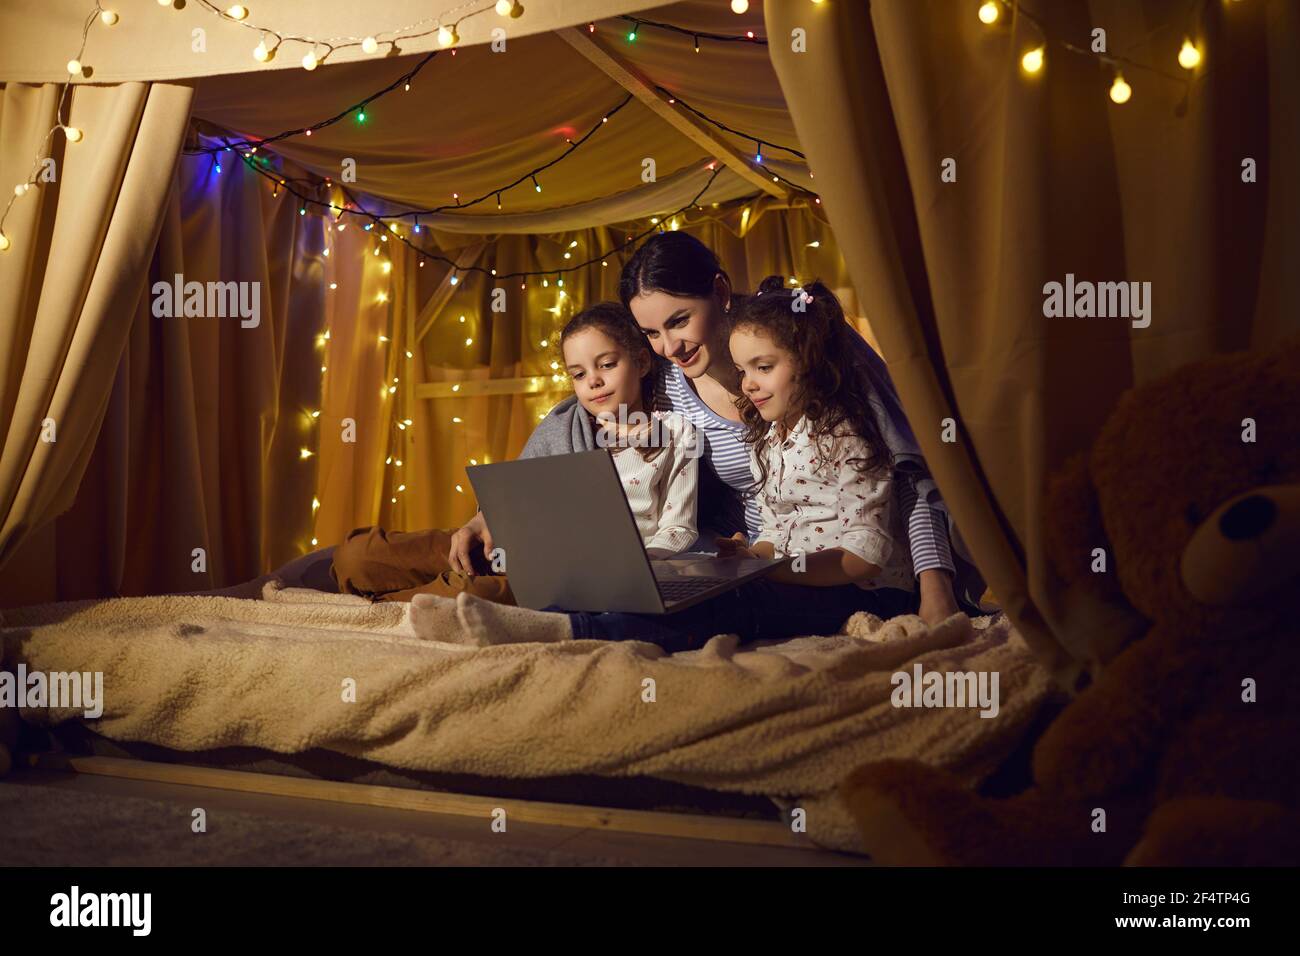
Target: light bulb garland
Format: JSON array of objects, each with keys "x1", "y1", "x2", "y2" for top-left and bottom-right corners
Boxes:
[
  {"x1": 182, "y1": 0, "x2": 500, "y2": 69},
  {"x1": 982, "y1": 0, "x2": 1207, "y2": 106},
  {"x1": 0, "y1": 0, "x2": 111, "y2": 253}
]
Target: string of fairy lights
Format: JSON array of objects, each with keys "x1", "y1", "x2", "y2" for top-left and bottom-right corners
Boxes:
[
  {"x1": 185, "y1": 0, "x2": 520, "y2": 68},
  {"x1": 217, "y1": 92, "x2": 639, "y2": 224},
  {"x1": 0, "y1": 0, "x2": 108, "y2": 252},
  {"x1": 653, "y1": 87, "x2": 818, "y2": 200},
  {"x1": 185, "y1": 51, "x2": 442, "y2": 156},
  {"x1": 980, "y1": 0, "x2": 1217, "y2": 103},
  {"x1": 616, "y1": 12, "x2": 767, "y2": 47}
]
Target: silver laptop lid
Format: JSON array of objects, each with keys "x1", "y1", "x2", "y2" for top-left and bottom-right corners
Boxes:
[{"x1": 466, "y1": 451, "x2": 665, "y2": 613}]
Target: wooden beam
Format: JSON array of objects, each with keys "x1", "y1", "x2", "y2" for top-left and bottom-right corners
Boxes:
[
  {"x1": 27, "y1": 753, "x2": 809, "y2": 849},
  {"x1": 555, "y1": 26, "x2": 789, "y2": 201}
]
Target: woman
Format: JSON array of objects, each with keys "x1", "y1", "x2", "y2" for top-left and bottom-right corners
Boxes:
[{"x1": 447, "y1": 232, "x2": 982, "y2": 624}]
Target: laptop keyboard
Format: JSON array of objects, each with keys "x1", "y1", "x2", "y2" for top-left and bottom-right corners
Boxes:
[{"x1": 657, "y1": 577, "x2": 734, "y2": 602}]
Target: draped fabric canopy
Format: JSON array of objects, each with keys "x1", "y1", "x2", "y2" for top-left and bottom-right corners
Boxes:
[
  {"x1": 188, "y1": 5, "x2": 811, "y2": 232},
  {"x1": 2, "y1": 0, "x2": 1294, "y2": 686}
]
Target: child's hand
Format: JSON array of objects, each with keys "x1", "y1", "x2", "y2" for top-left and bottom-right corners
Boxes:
[{"x1": 714, "y1": 532, "x2": 757, "y2": 559}]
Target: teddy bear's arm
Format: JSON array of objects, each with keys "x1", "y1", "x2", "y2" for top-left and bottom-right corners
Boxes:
[{"x1": 1034, "y1": 637, "x2": 1195, "y2": 800}]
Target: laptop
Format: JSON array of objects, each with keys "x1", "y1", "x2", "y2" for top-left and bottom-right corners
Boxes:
[{"x1": 466, "y1": 450, "x2": 786, "y2": 613}]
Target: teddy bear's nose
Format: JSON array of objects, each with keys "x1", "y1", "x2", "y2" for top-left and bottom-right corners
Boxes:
[{"x1": 1218, "y1": 494, "x2": 1277, "y2": 541}]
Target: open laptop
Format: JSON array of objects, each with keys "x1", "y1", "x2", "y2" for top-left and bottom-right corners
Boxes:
[{"x1": 466, "y1": 450, "x2": 785, "y2": 614}]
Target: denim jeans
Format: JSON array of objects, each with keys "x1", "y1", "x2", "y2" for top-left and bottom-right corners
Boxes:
[{"x1": 559, "y1": 580, "x2": 919, "y2": 654}]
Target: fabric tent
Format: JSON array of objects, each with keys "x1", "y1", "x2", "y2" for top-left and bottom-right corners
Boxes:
[{"x1": 1, "y1": 0, "x2": 1297, "y2": 689}]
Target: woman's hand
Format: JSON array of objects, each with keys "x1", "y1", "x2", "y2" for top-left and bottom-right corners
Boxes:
[
  {"x1": 713, "y1": 532, "x2": 758, "y2": 559},
  {"x1": 448, "y1": 511, "x2": 494, "y2": 574}
]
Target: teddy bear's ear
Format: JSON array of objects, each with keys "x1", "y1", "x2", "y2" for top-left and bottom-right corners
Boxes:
[{"x1": 1044, "y1": 452, "x2": 1147, "y2": 676}]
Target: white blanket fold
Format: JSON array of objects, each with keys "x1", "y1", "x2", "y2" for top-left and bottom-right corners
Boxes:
[{"x1": 1, "y1": 584, "x2": 1052, "y2": 853}]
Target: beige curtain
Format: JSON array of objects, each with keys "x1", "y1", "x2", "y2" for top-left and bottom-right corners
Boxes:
[
  {"x1": 0, "y1": 81, "x2": 194, "y2": 589},
  {"x1": 767, "y1": 0, "x2": 1300, "y2": 681},
  {"x1": 0, "y1": 136, "x2": 402, "y2": 603}
]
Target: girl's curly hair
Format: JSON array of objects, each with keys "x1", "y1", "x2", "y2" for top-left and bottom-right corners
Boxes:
[{"x1": 730, "y1": 275, "x2": 894, "y2": 498}]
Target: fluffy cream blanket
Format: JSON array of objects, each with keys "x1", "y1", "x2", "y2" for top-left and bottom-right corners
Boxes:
[{"x1": 1, "y1": 582, "x2": 1053, "y2": 852}]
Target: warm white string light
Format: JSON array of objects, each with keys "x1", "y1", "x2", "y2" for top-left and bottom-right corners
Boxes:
[
  {"x1": 980, "y1": 0, "x2": 1213, "y2": 106},
  {"x1": 1109, "y1": 73, "x2": 1132, "y2": 104},
  {"x1": 176, "y1": 0, "x2": 507, "y2": 69},
  {"x1": 1020, "y1": 44, "x2": 1045, "y2": 74},
  {"x1": 0, "y1": 0, "x2": 112, "y2": 253}
]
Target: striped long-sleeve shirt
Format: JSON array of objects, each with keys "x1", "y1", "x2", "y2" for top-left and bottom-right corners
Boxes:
[{"x1": 655, "y1": 363, "x2": 761, "y2": 544}]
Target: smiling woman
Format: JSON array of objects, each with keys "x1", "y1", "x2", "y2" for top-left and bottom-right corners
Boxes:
[{"x1": 619, "y1": 233, "x2": 756, "y2": 543}]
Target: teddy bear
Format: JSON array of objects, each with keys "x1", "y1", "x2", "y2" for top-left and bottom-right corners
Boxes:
[{"x1": 838, "y1": 338, "x2": 1300, "y2": 866}]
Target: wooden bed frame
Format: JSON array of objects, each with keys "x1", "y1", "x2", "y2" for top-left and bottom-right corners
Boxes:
[
  {"x1": 15, "y1": 719, "x2": 838, "y2": 855},
  {"x1": 25, "y1": 751, "x2": 810, "y2": 850}
]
